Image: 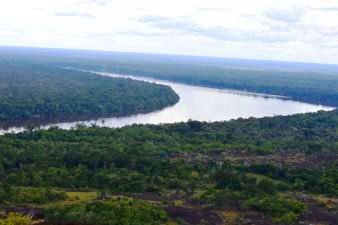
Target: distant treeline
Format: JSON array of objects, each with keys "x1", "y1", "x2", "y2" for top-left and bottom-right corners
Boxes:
[
  {"x1": 45, "y1": 56, "x2": 338, "y2": 107},
  {"x1": 0, "y1": 55, "x2": 179, "y2": 127},
  {"x1": 2, "y1": 48, "x2": 338, "y2": 107}
]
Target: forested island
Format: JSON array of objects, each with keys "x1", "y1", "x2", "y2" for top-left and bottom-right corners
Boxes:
[
  {"x1": 0, "y1": 55, "x2": 179, "y2": 128},
  {"x1": 0, "y1": 109, "x2": 337, "y2": 225}
]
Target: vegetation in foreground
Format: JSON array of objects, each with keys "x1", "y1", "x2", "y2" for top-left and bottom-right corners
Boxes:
[
  {"x1": 0, "y1": 213, "x2": 33, "y2": 225},
  {"x1": 0, "y1": 109, "x2": 337, "y2": 225},
  {"x1": 0, "y1": 55, "x2": 179, "y2": 128}
]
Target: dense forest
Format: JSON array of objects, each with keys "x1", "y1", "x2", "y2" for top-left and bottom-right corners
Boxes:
[
  {"x1": 0, "y1": 55, "x2": 179, "y2": 127},
  {"x1": 3, "y1": 47, "x2": 336, "y2": 107},
  {"x1": 0, "y1": 48, "x2": 337, "y2": 225},
  {"x1": 0, "y1": 109, "x2": 337, "y2": 225},
  {"x1": 61, "y1": 58, "x2": 338, "y2": 107}
]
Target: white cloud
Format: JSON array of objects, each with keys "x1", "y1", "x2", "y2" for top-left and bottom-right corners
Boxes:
[
  {"x1": 135, "y1": 16, "x2": 292, "y2": 43},
  {"x1": 263, "y1": 7, "x2": 305, "y2": 23},
  {"x1": 53, "y1": 11, "x2": 96, "y2": 19},
  {"x1": 309, "y1": 7, "x2": 338, "y2": 11},
  {"x1": 0, "y1": 0, "x2": 338, "y2": 64}
]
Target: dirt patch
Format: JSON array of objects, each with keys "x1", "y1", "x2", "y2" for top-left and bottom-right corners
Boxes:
[
  {"x1": 37, "y1": 222, "x2": 92, "y2": 225},
  {"x1": 299, "y1": 203, "x2": 338, "y2": 225},
  {"x1": 164, "y1": 205, "x2": 223, "y2": 225},
  {"x1": 241, "y1": 212, "x2": 277, "y2": 225},
  {"x1": 112, "y1": 192, "x2": 163, "y2": 202},
  {"x1": 171, "y1": 151, "x2": 338, "y2": 169},
  {"x1": 4, "y1": 206, "x2": 43, "y2": 219}
]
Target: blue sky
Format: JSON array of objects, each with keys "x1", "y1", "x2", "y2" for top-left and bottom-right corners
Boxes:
[{"x1": 1, "y1": 0, "x2": 338, "y2": 64}]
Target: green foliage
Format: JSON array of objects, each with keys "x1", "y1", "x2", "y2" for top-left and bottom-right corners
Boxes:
[
  {"x1": 0, "y1": 110, "x2": 336, "y2": 197},
  {"x1": 247, "y1": 162, "x2": 338, "y2": 196},
  {"x1": 0, "y1": 213, "x2": 32, "y2": 225},
  {"x1": 0, "y1": 185, "x2": 66, "y2": 205},
  {"x1": 256, "y1": 179, "x2": 277, "y2": 195},
  {"x1": 42, "y1": 53, "x2": 338, "y2": 107},
  {"x1": 44, "y1": 198, "x2": 167, "y2": 225},
  {"x1": 246, "y1": 196, "x2": 307, "y2": 224},
  {"x1": 198, "y1": 189, "x2": 241, "y2": 209},
  {"x1": 0, "y1": 109, "x2": 336, "y2": 224},
  {"x1": 0, "y1": 55, "x2": 179, "y2": 126},
  {"x1": 215, "y1": 170, "x2": 242, "y2": 190}
]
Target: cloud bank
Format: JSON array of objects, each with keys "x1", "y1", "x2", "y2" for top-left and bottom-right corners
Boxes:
[{"x1": 1, "y1": 0, "x2": 338, "y2": 64}]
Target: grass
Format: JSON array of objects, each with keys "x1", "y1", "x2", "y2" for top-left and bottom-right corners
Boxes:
[
  {"x1": 221, "y1": 210, "x2": 239, "y2": 218},
  {"x1": 312, "y1": 195, "x2": 338, "y2": 210},
  {"x1": 173, "y1": 200, "x2": 184, "y2": 206},
  {"x1": 66, "y1": 192, "x2": 98, "y2": 203},
  {"x1": 219, "y1": 210, "x2": 240, "y2": 224},
  {"x1": 246, "y1": 172, "x2": 289, "y2": 187},
  {"x1": 42, "y1": 191, "x2": 98, "y2": 208}
]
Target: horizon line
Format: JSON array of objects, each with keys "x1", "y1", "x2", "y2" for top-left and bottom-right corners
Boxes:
[{"x1": 1, "y1": 44, "x2": 338, "y2": 67}]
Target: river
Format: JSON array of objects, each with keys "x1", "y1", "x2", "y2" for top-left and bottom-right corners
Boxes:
[{"x1": 0, "y1": 72, "x2": 334, "y2": 134}]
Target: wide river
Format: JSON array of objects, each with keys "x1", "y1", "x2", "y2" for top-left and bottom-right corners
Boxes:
[{"x1": 0, "y1": 72, "x2": 334, "y2": 134}]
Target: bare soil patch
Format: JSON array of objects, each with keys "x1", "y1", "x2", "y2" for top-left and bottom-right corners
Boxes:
[{"x1": 164, "y1": 205, "x2": 223, "y2": 225}]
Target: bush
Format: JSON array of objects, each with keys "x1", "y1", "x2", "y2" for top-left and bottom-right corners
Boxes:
[
  {"x1": 44, "y1": 198, "x2": 168, "y2": 225},
  {"x1": 246, "y1": 196, "x2": 307, "y2": 224},
  {"x1": 0, "y1": 213, "x2": 33, "y2": 225},
  {"x1": 1, "y1": 186, "x2": 67, "y2": 205},
  {"x1": 256, "y1": 179, "x2": 277, "y2": 194}
]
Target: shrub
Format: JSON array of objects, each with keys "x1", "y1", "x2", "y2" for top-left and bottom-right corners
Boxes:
[
  {"x1": 44, "y1": 198, "x2": 168, "y2": 225},
  {"x1": 0, "y1": 213, "x2": 33, "y2": 225},
  {"x1": 246, "y1": 196, "x2": 307, "y2": 224}
]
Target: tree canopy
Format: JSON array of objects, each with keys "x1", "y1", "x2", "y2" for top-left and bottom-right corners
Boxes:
[{"x1": 0, "y1": 56, "x2": 179, "y2": 127}]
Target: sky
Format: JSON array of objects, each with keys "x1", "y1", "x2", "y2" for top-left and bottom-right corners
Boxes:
[{"x1": 1, "y1": 0, "x2": 338, "y2": 64}]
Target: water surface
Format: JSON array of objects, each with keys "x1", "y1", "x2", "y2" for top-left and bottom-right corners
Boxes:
[{"x1": 0, "y1": 72, "x2": 333, "y2": 134}]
